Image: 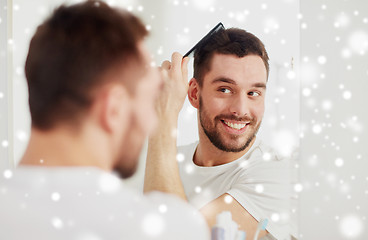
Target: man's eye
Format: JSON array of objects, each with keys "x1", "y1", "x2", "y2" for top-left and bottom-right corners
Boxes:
[
  {"x1": 248, "y1": 91, "x2": 260, "y2": 97},
  {"x1": 219, "y1": 88, "x2": 231, "y2": 93}
]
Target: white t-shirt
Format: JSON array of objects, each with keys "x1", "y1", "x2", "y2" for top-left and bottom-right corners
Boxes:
[
  {"x1": 177, "y1": 138, "x2": 291, "y2": 240},
  {"x1": 0, "y1": 166, "x2": 209, "y2": 240}
]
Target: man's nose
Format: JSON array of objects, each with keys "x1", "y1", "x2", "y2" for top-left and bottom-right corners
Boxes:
[{"x1": 229, "y1": 92, "x2": 250, "y2": 117}]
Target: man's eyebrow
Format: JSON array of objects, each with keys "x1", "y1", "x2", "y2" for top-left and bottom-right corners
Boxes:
[
  {"x1": 211, "y1": 77, "x2": 236, "y2": 85},
  {"x1": 252, "y1": 82, "x2": 267, "y2": 89},
  {"x1": 212, "y1": 78, "x2": 267, "y2": 89}
]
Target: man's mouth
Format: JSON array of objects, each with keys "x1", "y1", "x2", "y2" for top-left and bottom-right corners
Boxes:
[{"x1": 221, "y1": 120, "x2": 250, "y2": 130}]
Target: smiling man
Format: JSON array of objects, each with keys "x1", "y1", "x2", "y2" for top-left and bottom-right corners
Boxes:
[
  {"x1": 194, "y1": 54, "x2": 266, "y2": 158},
  {"x1": 145, "y1": 28, "x2": 291, "y2": 240}
]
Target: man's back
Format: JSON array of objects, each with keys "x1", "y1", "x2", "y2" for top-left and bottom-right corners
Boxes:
[{"x1": 0, "y1": 167, "x2": 209, "y2": 240}]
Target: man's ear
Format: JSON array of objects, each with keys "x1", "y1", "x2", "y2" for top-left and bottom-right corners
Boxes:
[
  {"x1": 188, "y1": 78, "x2": 200, "y2": 109},
  {"x1": 98, "y1": 84, "x2": 131, "y2": 134}
]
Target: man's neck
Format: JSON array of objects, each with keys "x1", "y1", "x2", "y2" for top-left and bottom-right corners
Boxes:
[
  {"x1": 20, "y1": 126, "x2": 111, "y2": 171},
  {"x1": 194, "y1": 134, "x2": 256, "y2": 167}
]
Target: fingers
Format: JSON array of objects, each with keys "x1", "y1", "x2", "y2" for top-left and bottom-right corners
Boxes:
[
  {"x1": 161, "y1": 52, "x2": 189, "y2": 82},
  {"x1": 171, "y1": 52, "x2": 182, "y2": 72},
  {"x1": 182, "y1": 56, "x2": 190, "y2": 68},
  {"x1": 181, "y1": 56, "x2": 189, "y2": 83},
  {"x1": 158, "y1": 66, "x2": 169, "y2": 86},
  {"x1": 161, "y1": 60, "x2": 171, "y2": 70}
]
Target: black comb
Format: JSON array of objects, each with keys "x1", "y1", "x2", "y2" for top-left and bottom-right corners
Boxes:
[{"x1": 183, "y1": 22, "x2": 225, "y2": 58}]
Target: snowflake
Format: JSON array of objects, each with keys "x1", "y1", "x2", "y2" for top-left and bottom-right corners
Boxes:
[
  {"x1": 294, "y1": 183, "x2": 303, "y2": 193},
  {"x1": 158, "y1": 204, "x2": 168, "y2": 213},
  {"x1": 255, "y1": 184, "x2": 264, "y2": 193},
  {"x1": 317, "y1": 55, "x2": 327, "y2": 65},
  {"x1": 271, "y1": 213, "x2": 280, "y2": 222},
  {"x1": 342, "y1": 90, "x2": 352, "y2": 100},
  {"x1": 312, "y1": 124, "x2": 322, "y2": 134},
  {"x1": 51, "y1": 217, "x2": 64, "y2": 229},
  {"x1": 16, "y1": 130, "x2": 28, "y2": 142},
  {"x1": 262, "y1": 152, "x2": 271, "y2": 161},
  {"x1": 51, "y1": 192, "x2": 61, "y2": 202},
  {"x1": 335, "y1": 158, "x2": 344, "y2": 167},
  {"x1": 224, "y1": 195, "x2": 233, "y2": 203},
  {"x1": 321, "y1": 100, "x2": 332, "y2": 111},
  {"x1": 1, "y1": 140, "x2": 9, "y2": 148},
  {"x1": 185, "y1": 164, "x2": 194, "y2": 174},
  {"x1": 3, "y1": 169, "x2": 13, "y2": 179},
  {"x1": 176, "y1": 153, "x2": 185, "y2": 162}
]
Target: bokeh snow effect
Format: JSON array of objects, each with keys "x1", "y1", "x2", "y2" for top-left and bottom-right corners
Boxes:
[{"x1": 0, "y1": 0, "x2": 367, "y2": 239}]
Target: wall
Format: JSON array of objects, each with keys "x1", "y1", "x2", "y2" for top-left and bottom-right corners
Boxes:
[
  {"x1": 0, "y1": 0, "x2": 12, "y2": 170},
  {"x1": 300, "y1": 0, "x2": 368, "y2": 239}
]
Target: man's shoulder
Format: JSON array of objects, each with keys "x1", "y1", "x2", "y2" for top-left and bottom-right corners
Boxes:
[
  {"x1": 252, "y1": 138, "x2": 292, "y2": 162},
  {"x1": 1, "y1": 167, "x2": 210, "y2": 239},
  {"x1": 241, "y1": 138, "x2": 292, "y2": 180}
]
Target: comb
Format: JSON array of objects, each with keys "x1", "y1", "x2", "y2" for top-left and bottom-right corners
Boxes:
[{"x1": 183, "y1": 22, "x2": 225, "y2": 58}]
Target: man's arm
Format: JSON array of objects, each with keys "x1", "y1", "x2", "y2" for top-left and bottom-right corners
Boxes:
[
  {"x1": 143, "y1": 52, "x2": 189, "y2": 200},
  {"x1": 144, "y1": 118, "x2": 187, "y2": 199}
]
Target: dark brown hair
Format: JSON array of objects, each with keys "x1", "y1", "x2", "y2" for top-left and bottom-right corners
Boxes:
[
  {"x1": 25, "y1": 0, "x2": 148, "y2": 130},
  {"x1": 193, "y1": 28, "x2": 269, "y2": 86}
]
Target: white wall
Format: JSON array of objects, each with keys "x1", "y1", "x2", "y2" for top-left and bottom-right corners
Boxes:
[
  {"x1": 299, "y1": 0, "x2": 368, "y2": 239},
  {"x1": 0, "y1": 0, "x2": 11, "y2": 170}
]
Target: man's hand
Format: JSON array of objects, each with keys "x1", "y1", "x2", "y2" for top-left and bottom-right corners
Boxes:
[{"x1": 156, "y1": 52, "x2": 190, "y2": 122}]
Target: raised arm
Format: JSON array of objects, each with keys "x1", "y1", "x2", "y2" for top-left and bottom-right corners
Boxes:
[{"x1": 143, "y1": 52, "x2": 189, "y2": 200}]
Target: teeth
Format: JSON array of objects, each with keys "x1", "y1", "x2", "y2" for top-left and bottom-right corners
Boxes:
[{"x1": 224, "y1": 121, "x2": 247, "y2": 130}]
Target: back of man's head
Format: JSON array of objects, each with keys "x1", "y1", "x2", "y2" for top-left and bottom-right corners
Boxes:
[
  {"x1": 193, "y1": 28, "x2": 269, "y2": 86},
  {"x1": 25, "y1": 0, "x2": 147, "y2": 130}
]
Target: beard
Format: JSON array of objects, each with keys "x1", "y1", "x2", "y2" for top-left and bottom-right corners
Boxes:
[
  {"x1": 113, "y1": 140, "x2": 141, "y2": 179},
  {"x1": 113, "y1": 113, "x2": 144, "y2": 179},
  {"x1": 199, "y1": 97, "x2": 261, "y2": 152},
  {"x1": 113, "y1": 157, "x2": 139, "y2": 179}
]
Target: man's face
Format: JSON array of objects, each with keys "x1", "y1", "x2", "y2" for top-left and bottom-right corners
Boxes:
[
  {"x1": 114, "y1": 43, "x2": 162, "y2": 178},
  {"x1": 197, "y1": 54, "x2": 267, "y2": 152}
]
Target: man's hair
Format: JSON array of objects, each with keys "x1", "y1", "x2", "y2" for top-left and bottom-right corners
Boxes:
[
  {"x1": 193, "y1": 28, "x2": 269, "y2": 86},
  {"x1": 25, "y1": 0, "x2": 148, "y2": 130}
]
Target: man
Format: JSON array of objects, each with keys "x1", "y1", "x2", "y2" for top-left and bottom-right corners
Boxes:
[
  {"x1": 145, "y1": 28, "x2": 291, "y2": 239},
  {"x1": 0, "y1": 1, "x2": 209, "y2": 239}
]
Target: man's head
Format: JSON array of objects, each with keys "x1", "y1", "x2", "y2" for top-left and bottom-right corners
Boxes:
[
  {"x1": 25, "y1": 0, "x2": 161, "y2": 177},
  {"x1": 188, "y1": 28, "x2": 269, "y2": 152}
]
